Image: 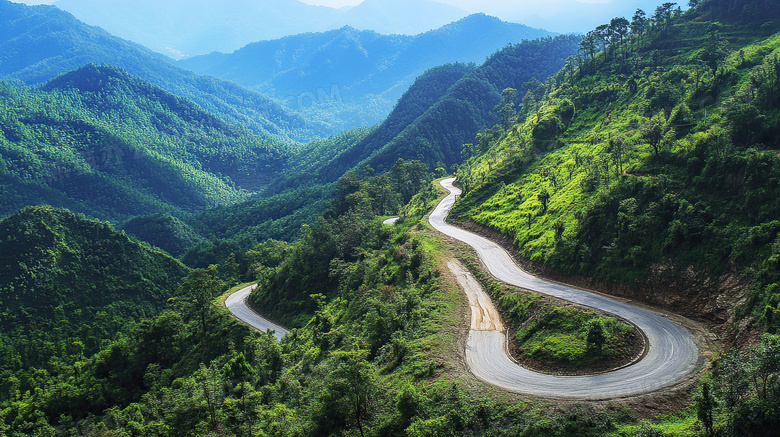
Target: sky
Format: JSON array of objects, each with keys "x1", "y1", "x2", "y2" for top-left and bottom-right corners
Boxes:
[
  {"x1": 299, "y1": 0, "x2": 668, "y2": 32},
  {"x1": 15, "y1": 0, "x2": 674, "y2": 33}
]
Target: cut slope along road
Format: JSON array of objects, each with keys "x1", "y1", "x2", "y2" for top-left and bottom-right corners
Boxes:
[{"x1": 431, "y1": 177, "x2": 702, "y2": 399}]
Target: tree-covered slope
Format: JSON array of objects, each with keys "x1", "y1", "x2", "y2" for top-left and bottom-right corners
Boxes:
[
  {"x1": 0, "y1": 65, "x2": 289, "y2": 223},
  {"x1": 323, "y1": 35, "x2": 581, "y2": 177},
  {"x1": 0, "y1": 206, "x2": 189, "y2": 372},
  {"x1": 451, "y1": 0, "x2": 780, "y2": 331},
  {"x1": 186, "y1": 37, "x2": 579, "y2": 262},
  {"x1": 0, "y1": 0, "x2": 325, "y2": 141}
]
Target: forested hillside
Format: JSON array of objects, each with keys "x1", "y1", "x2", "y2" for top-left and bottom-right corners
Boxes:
[
  {"x1": 0, "y1": 65, "x2": 289, "y2": 223},
  {"x1": 452, "y1": 0, "x2": 780, "y2": 328},
  {"x1": 0, "y1": 0, "x2": 325, "y2": 141},
  {"x1": 320, "y1": 35, "x2": 581, "y2": 178},
  {"x1": 0, "y1": 164, "x2": 642, "y2": 437},
  {"x1": 181, "y1": 37, "x2": 580, "y2": 263},
  {"x1": 0, "y1": 206, "x2": 188, "y2": 375},
  {"x1": 449, "y1": 1, "x2": 780, "y2": 431},
  {"x1": 4, "y1": 0, "x2": 780, "y2": 436}
]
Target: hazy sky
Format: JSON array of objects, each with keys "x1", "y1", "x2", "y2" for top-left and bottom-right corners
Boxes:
[
  {"x1": 300, "y1": 0, "x2": 673, "y2": 32},
  {"x1": 15, "y1": 0, "x2": 674, "y2": 33}
]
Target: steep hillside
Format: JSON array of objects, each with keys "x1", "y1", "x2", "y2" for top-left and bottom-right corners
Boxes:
[
  {"x1": 323, "y1": 35, "x2": 581, "y2": 177},
  {"x1": 0, "y1": 0, "x2": 325, "y2": 141},
  {"x1": 267, "y1": 63, "x2": 472, "y2": 192},
  {"x1": 180, "y1": 14, "x2": 554, "y2": 132},
  {"x1": 0, "y1": 206, "x2": 189, "y2": 372},
  {"x1": 451, "y1": 0, "x2": 780, "y2": 335},
  {"x1": 0, "y1": 65, "x2": 287, "y2": 223}
]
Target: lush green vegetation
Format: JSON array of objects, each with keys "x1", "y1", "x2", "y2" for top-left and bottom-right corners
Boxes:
[
  {"x1": 0, "y1": 206, "x2": 188, "y2": 381},
  {"x1": 0, "y1": 0, "x2": 326, "y2": 142},
  {"x1": 0, "y1": 66, "x2": 291, "y2": 223},
  {"x1": 318, "y1": 35, "x2": 581, "y2": 178},
  {"x1": 3, "y1": 0, "x2": 780, "y2": 435},
  {"x1": 465, "y1": 258, "x2": 640, "y2": 371},
  {"x1": 247, "y1": 159, "x2": 435, "y2": 327},
  {"x1": 123, "y1": 213, "x2": 206, "y2": 259},
  {"x1": 452, "y1": 0, "x2": 780, "y2": 329},
  {"x1": 0, "y1": 166, "x2": 649, "y2": 436}
]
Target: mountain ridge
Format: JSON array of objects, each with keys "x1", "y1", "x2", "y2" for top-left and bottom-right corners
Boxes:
[
  {"x1": 0, "y1": 0, "x2": 327, "y2": 141},
  {"x1": 53, "y1": 0, "x2": 471, "y2": 58},
  {"x1": 180, "y1": 13, "x2": 555, "y2": 133}
]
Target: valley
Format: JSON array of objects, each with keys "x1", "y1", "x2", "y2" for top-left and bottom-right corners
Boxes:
[{"x1": 1, "y1": 0, "x2": 780, "y2": 435}]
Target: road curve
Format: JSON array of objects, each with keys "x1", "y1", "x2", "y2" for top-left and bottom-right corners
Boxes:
[
  {"x1": 431, "y1": 177, "x2": 702, "y2": 399},
  {"x1": 224, "y1": 284, "x2": 289, "y2": 341}
]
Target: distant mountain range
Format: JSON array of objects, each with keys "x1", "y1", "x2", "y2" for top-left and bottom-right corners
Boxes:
[
  {"x1": 52, "y1": 0, "x2": 471, "y2": 58},
  {"x1": 0, "y1": 0, "x2": 328, "y2": 142},
  {"x1": 180, "y1": 13, "x2": 555, "y2": 133}
]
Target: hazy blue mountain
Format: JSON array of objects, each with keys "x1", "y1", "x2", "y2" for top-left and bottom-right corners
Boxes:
[
  {"x1": 52, "y1": 0, "x2": 468, "y2": 58},
  {"x1": 0, "y1": 0, "x2": 327, "y2": 141},
  {"x1": 180, "y1": 14, "x2": 555, "y2": 133}
]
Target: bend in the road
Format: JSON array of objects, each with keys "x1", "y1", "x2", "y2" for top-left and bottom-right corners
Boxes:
[
  {"x1": 431, "y1": 177, "x2": 703, "y2": 399},
  {"x1": 224, "y1": 284, "x2": 289, "y2": 341}
]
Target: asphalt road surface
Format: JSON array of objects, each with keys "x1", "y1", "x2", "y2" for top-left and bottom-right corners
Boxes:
[
  {"x1": 224, "y1": 284, "x2": 289, "y2": 340},
  {"x1": 431, "y1": 178, "x2": 702, "y2": 399}
]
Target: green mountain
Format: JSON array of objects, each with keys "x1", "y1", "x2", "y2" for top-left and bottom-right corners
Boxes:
[
  {"x1": 0, "y1": 206, "x2": 189, "y2": 372},
  {"x1": 180, "y1": 36, "x2": 579, "y2": 262},
  {"x1": 0, "y1": 64, "x2": 287, "y2": 223},
  {"x1": 0, "y1": 0, "x2": 326, "y2": 141},
  {"x1": 180, "y1": 14, "x2": 555, "y2": 131},
  {"x1": 451, "y1": 0, "x2": 780, "y2": 332},
  {"x1": 291, "y1": 35, "x2": 581, "y2": 184}
]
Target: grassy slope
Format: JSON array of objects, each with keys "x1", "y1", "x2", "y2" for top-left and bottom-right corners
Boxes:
[{"x1": 452, "y1": 1, "x2": 780, "y2": 328}]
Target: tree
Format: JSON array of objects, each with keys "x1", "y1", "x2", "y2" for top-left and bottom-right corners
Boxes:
[
  {"x1": 316, "y1": 348, "x2": 379, "y2": 437},
  {"x1": 610, "y1": 17, "x2": 630, "y2": 46},
  {"x1": 701, "y1": 30, "x2": 728, "y2": 81},
  {"x1": 653, "y1": 2, "x2": 677, "y2": 29},
  {"x1": 595, "y1": 24, "x2": 612, "y2": 60},
  {"x1": 580, "y1": 31, "x2": 598, "y2": 65},
  {"x1": 197, "y1": 362, "x2": 225, "y2": 431},
  {"x1": 495, "y1": 87, "x2": 518, "y2": 129},
  {"x1": 586, "y1": 319, "x2": 606, "y2": 351},
  {"x1": 642, "y1": 116, "x2": 666, "y2": 156},
  {"x1": 696, "y1": 382, "x2": 715, "y2": 436},
  {"x1": 631, "y1": 9, "x2": 647, "y2": 38},
  {"x1": 537, "y1": 188, "x2": 551, "y2": 214},
  {"x1": 176, "y1": 264, "x2": 224, "y2": 337}
]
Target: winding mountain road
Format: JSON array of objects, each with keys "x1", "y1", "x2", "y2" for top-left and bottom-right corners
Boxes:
[
  {"x1": 431, "y1": 178, "x2": 703, "y2": 399},
  {"x1": 225, "y1": 177, "x2": 704, "y2": 399},
  {"x1": 224, "y1": 284, "x2": 289, "y2": 340}
]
